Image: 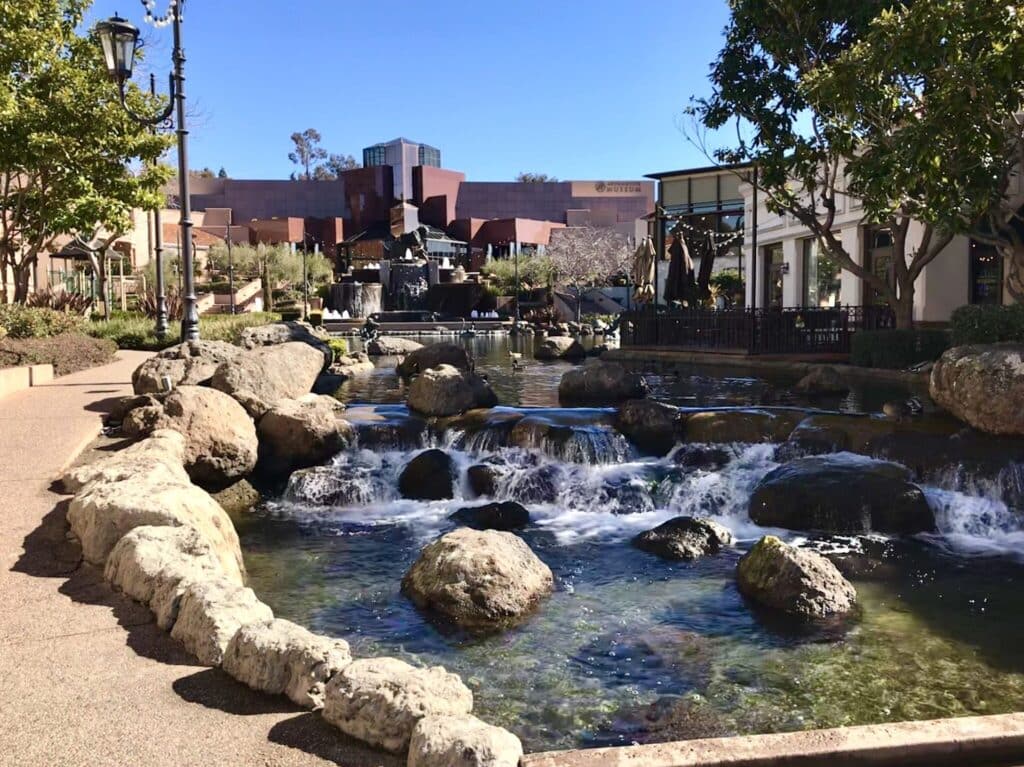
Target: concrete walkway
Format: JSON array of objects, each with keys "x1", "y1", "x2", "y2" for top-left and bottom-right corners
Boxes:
[{"x1": 0, "y1": 352, "x2": 398, "y2": 767}]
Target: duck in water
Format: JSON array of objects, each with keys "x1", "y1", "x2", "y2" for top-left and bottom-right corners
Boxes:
[{"x1": 883, "y1": 396, "x2": 924, "y2": 420}]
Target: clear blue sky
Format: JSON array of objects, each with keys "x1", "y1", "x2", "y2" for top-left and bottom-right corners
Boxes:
[{"x1": 84, "y1": 0, "x2": 733, "y2": 182}]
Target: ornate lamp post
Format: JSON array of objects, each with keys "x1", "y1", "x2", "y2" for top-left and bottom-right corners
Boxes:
[{"x1": 96, "y1": 1, "x2": 199, "y2": 341}]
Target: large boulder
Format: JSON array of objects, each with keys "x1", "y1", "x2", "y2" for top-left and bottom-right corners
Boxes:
[
  {"x1": 793, "y1": 366, "x2": 850, "y2": 396},
  {"x1": 633, "y1": 516, "x2": 733, "y2": 561},
  {"x1": 616, "y1": 399, "x2": 682, "y2": 456},
  {"x1": 398, "y1": 449, "x2": 456, "y2": 501},
  {"x1": 407, "y1": 364, "x2": 497, "y2": 417},
  {"x1": 329, "y1": 352, "x2": 374, "y2": 378},
  {"x1": 736, "y1": 535, "x2": 857, "y2": 618},
  {"x1": 749, "y1": 455, "x2": 934, "y2": 534},
  {"x1": 211, "y1": 342, "x2": 325, "y2": 418},
  {"x1": 322, "y1": 657, "x2": 473, "y2": 754},
  {"x1": 366, "y1": 336, "x2": 423, "y2": 356},
  {"x1": 237, "y1": 320, "x2": 332, "y2": 368},
  {"x1": 132, "y1": 340, "x2": 242, "y2": 395},
  {"x1": 257, "y1": 394, "x2": 355, "y2": 477},
  {"x1": 930, "y1": 343, "x2": 1024, "y2": 436},
  {"x1": 535, "y1": 336, "x2": 586, "y2": 360},
  {"x1": 397, "y1": 342, "x2": 473, "y2": 378},
  {"x1": 409, "y1": 715, "x2": 523, "y2": 767},
  {"x1": 60, "y1": 429, "x2": 188, "y2": 494},
  {"x1": 402, "y1": 528, "x2": 553, "y2": 630},
  {"x1": 68, "y1": 472, "x2": 245, "y2": 582},
  {"x1": 169, "y1": 576, "x2": 273, "y2": 666},
  {"x1": 558, "y1": 361, "x2": 648, "y2": 404},
  {"x1": 450, "y1": 501, "x2": 530, "y2": 531},
  {"x1": 140, "y1": 386, "x2": 259, "y2": 491},
  {"x1": 682, "y1": 409, "x2": 802, "y2": 444},
  {"x1": 222, "y1": 618, "x2": 351, "y2": 709}
]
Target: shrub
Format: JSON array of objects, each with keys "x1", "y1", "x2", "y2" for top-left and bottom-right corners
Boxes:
[
  {"x1": 327, "y1": 337, "x2": 347, "y2": 361},
  {"x1": 0, "y1": 305, "x2": 86, "y2": 339},
  {"x1": 949, "y1": 304, "x2": 1024, "y2": 346},
  {"x1": 25, "y1": 288, "x2": 93, "y2": 314},
  {"x1": 0, "y1": 334, "x2": 117, "y2": 376},
  {"x1": 86, "y1": 311, "x2": 281, "y2": 350},
  {"x1": 850, "y1": 329, "x2": 950, "y2": 369},
  {"x1": 136, "y1": 287, "x2": 184, "y2": 320}
]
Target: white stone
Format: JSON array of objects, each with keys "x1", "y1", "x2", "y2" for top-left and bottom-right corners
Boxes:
[
  {"x1": 408, "y1": 715, "x2": 523, "y2": 767},
  {"x1": 170, "y1": 576, "x2": 273, "y2": 666},
  {"x1": 60, "y1": 430, "x2": 188, "y2": 494},
  {"x1": 222, "y1": 618, "x2": 351, "y2": 709},
  {"x1": 322, "y1": 657, "x2": 473, "y2": 754}
]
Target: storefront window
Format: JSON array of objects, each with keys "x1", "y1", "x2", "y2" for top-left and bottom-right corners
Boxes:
[
  {"x1": 765, "y1": 243, "x2": 784, "y2": 308},
  {"x1": 970, "y1": 240, "x2": 1003, "y2": 305},
  {"x1": 865, "y1": 227, "x2": 894, "y2": 305},
  {"x1": 803, "y1": 238, "x2": 841, "y2": 307}
]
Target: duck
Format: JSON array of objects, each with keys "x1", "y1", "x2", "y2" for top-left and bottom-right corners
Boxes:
[
  {"x1": 882, "y1": 396, "x2": 924, "y2": 419},
  {"x1": 508, "y1": 350, "x2": 526, "y2": 371}
]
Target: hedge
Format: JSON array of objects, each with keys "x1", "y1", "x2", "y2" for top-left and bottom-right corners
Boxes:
[
  {"x1": 0, "y1": 305, "x2": 86, "y2": 339},
  {"x1": 949, "y1": 304, "x2": 1024, "y2": 346},
  {"x1": 850, "y1": 329, "x2": 950, "y2": 369},
  {"x1": 86, "y1": 312, "x2": 281, "y2": 351}
]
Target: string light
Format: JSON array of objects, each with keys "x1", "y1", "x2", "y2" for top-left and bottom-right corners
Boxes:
[
  {"x1": 140, "y1": 0, "x2": 181, "y2": 27},
  {"x1": 667, "y1": 219, "x2": 744, "y2": 247}
]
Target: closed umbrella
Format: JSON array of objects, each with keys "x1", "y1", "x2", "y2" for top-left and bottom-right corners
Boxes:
[
  {"x1": 664, "y1": 232, "x2": 697, "y2": 306},
  {"x1": 631, "y1": 237, "x2": 656, "y2": 304}
]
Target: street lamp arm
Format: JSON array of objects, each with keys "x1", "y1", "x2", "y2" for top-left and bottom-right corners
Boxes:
[{"x1": 118, "y1": 72, "x2": 176, "y2": 127}]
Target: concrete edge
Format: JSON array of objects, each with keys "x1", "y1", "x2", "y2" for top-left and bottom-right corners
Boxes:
[
  {"x1": 0, "y1": 363, "x2": 54, "y2": 400},
  {"x1": 522, "y1": 713, "x2": 1024, "y2": 766}
]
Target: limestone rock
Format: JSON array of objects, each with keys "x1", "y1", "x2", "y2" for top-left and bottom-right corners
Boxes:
[
  {"x1": 398, "y1": 449, "x2": 456, "y2": 501},
  {"x1": 329, "y1": 352, "x2": 374, "y2": 378},
  {"x1": 211, "y1": 342, "x2": 325, "y2": 418},
  {"x1": 407, "y1": 364, "x2": 497, "y2": 417},
  {"x1": 402, "y1": 528, "x2": 553, "y2": 630},
  {"x1": 633, "y1": 517, "x2": 733, "y2": 561},
  {"x1": 535, "y1": 336, "x2": 586, "y2": 360},
  {"x1": 257, "y1": 394, "x2": 355, "y2": 476},
  {"x1": 237, "y1": 320, "x2": 332, "y2": 368},
  {"x1": 322, "y1": 657, "x2": 473, "y2": 753},
  {"x1": 60, "y1": 429, "x2": 188, "y2": 494},
  {"x1": 222, "y1": 618, "x2": 351, "y2": 709},
  {"x1": 132, "y1": 340, "x2": 242, "y2": 395},
  {"x1": 450, "y1": 501, "x2": 530, "y2": 531},
  {"x1": 170, "y1": 576, "x2": 273, "y2": 666},
  {"x1": 749, "y1": 455, "x2": 934, "y2": 534},
  {"x1": 211, "y1": 479, "x2": 261, "y2": 515},
  {"x1": 794, "y1": 366, "x2": 850, "y2": 396},
  {"x1": 68, "y1": 473, "x2": 245, "y2": 582},
  {"x1": 558, "y1": 361, "x2": 648, "y2": 404},
  {"x1": 736, "y1": 535, "x2": 857, "y2": 618},
  {"x1": 930, "y1": 343, "x2": 1024, "y2": 436},
  {"x1": 409, "y1": 715, "x2": 523, "y2": 767},
  {"x1": 616, "y1": 399, "x2": 682, "y2": 456},
  {"x1": 367, "y1": 336, "x2": 423, "y2": 356},
  {"x1": 397, "y1": 343, "x2": 474, "y2": 378}
]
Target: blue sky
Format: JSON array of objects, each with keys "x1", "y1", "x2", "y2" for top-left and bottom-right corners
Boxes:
[{"x1": 84, "y1": 0, "x2": 733, "y2": 182}]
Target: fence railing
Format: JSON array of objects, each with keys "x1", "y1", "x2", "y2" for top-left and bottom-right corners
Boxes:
[{"x1": 620, "y1": 305, "x2": 896, "y2": 355}]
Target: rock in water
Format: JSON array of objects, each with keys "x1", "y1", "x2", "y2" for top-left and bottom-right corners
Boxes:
[
  {"x1": 736, "y1": 535, "x2": 856, "y2": 618},
  {"x1": 535, "y1": 336, "x2": 586, "y2": 360},
  {"x1": 633, "y1": 517, "x2": 733, "y2": 560},
  {"x1": 409, "y1": 715, "x2": 523, "y2": 767},
  {"x1": 257, "y1": 394, "x2": 355, "y2": 477},
  {"x1": 397, "y1": 342, "x2": 474, "y2": 378},
  {"x1": 407, "y1": 364, "x2": 497, "y2": 417},
  {"x1": 402, "y1": 528, "x2": 553, "y2": 630},
  {"x1": 211, "y1": 342, "x2": 325, "y2": 418},
  {"x1": 930, "y1": 343, "x2": 1024, "y2": 436},
  {"x1": 450, "y1": 501, "x2": 530, "y2": 531},
  {"x1": 558, "y1": 361, "x2": 648, "y2": 404},
  {"x1": 237, "y1": 320, "x2": 332, "y2": 368},
  {"x1": 749, "y1": 455, "x2": 934, "y2": 534},
  {"x1": 399, "y1": 449, "x2": 456, "y2": 500},
  {"x1": 132, "y1": 340, "x2": 242, "y2": 395},
  {"x1": 466, "y1": 464, "x2": 498, "y2": 497},
  {"x1": 794, "y1": 365, "x2": 850, "y2": 395},
  {"x1": 616, "y1": 399, "x2": 682, "y2": 456},
  {"x1": 682, "y1": 409, "x2": 803, "y2": 444},
  {"x1": 366, "y1": 336, "x2": 424, "y2": 356}
]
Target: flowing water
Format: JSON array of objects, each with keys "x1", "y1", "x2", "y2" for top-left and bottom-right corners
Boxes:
[{"x1": 237, "y1": 336, "x2": 1024, "y2": 752}]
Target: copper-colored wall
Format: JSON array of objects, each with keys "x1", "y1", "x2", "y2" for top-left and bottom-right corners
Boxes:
[{"x1": 413, "y1": 166, "x2": 465, "y2": 228}]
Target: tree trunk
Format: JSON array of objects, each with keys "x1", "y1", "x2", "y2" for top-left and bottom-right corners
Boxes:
[
  {"x1": 12, "y1": 262, "x2": 31, "y2": 303},
  {"x1": 893, "y1": 284, "x2": 915, "y2": 330},
  {"x1": 575, "y1": 286, "x2": 583, "y2": 323}
]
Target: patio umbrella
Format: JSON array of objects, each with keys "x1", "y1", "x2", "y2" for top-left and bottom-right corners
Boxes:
[
  {"x1": 631, "y1": 237, "x2": 656, "y2": 304},
  {"x1": 664, "y1": 232, "x2": 697, "y2": 306}
]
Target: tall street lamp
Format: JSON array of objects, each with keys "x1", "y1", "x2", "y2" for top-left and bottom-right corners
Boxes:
[{"x1": 96, "y1": 1, "x2": 200, "y2": 341}]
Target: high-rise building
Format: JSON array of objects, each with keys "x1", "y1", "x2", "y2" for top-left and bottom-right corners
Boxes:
[{"x1": 362, "y1": 137, "x2": 442, "y2": 203}]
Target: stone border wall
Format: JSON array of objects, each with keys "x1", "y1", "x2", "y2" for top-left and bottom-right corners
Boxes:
[{"x1": 0, "y1": 363, "x2": 53, "y2": 400}]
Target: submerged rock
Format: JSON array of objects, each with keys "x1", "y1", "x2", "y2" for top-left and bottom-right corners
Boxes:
[
  {"x1": 736, "y1": 535, "x2": 856, "y2": 618},
  {"x1": 672, "y1": 444, "x2": 733, "y2": 471},
  {"x1": 682, "y1": 409, "x2": 802, "y2": 444},
  {"x1": 794, "y1": 366, "x2": 850, "y2": 396},
  {"x1": 535, "y1": 336, "x2": 586, "y2": 360},
  {"x1": 466, "y1": 464, "x2": 498, "y2": 498},
  {"x1": 749, "y1": 455, "x2": 934, "y2": 534},
  {"x1": 131, "y1": 340, "x2": 241, "y2": 395},
  {"x1": 633, "y1": 516, "x2": 733, "y2": 561},
  {"x1": 506, "y1": 463, "x2": 560, "y2": 504},
  {"x1": 397, "y1": 342, "x2": 474, "y2": 378},
  {"x1": 450, "y1": 501, "x2": 530, "y2": 531},
  {"x1": 616, "y1": 399, "x2": 682, "y2": 456},
  {"x1": 930, "y1": 343, "x2": 1024, "y2": 436},
  {"x1": 286, "y1": 466, "x2": 379, "y2": 507},
  {"x1": 399, "y1": 449, "x2": 456, "y2": 500},
  {"x1": 402, "y1": 528, "x2": 553, "y2": 630},
  {"x1": 366, "y1": 336, "x2": 423, "y2": 356},
  {"x1": 212, "y1": 478, "x2": 261, "y2": 515},
  {"x1": 407, "y1": 364, "x2": 497, "y2": 417},
  {"x1": 558, "y1": 362, "x2": 647, "y2": 404}
]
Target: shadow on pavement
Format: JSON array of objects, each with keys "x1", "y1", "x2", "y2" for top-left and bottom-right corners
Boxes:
[
  {"x1": 269, "y1": 712, "x2": 401, "y2": 767},
  {"x1": 173, "y1": 668, "x2": 297, "y2": 715}
]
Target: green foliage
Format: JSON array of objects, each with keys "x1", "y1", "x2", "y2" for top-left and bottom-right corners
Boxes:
[
  {"x1": 950, "y1": 304, "x2": 1024, "y2": 346},
  {"x1": 850, "y1": 329, "x2": 950, "y2": 369},
  {"x1": 481, "y1": 255, "x2": 554, "y2": 294},
  {"x1": 0, "y1": 305, "x2": 86, "y2": 338},
  {"x1": 24, "y1": 288, "x2": 92, "y2": 313},
  {"x1": 515, "y1": 172, "x2": 558, "y2": 183},
  {"x1": 327, "y1": 337, "x2": 348, "y2": 361},
  {"x1": 86, "y1": 312, "x2": 281, "y2": 350},
  {"x1": 709, "y1": 269, "x2": 745, "y2": 301},
  {"x1": 205, "y1": 244, "x2": 332, "y2": 290}
]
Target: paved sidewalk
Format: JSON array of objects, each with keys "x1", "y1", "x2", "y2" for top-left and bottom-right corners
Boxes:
[{"x1": 0, "y1": 352, "x2": 397, "y2": 767}]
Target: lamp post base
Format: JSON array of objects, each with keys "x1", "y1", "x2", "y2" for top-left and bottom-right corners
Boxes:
[{"x1": 181, "y1": 297, "x2": 200, "y2": 341}]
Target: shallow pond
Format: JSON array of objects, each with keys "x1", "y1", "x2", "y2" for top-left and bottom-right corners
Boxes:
[{"x1": 237, "y1": 335, "x2": 1024, "y2": 752}]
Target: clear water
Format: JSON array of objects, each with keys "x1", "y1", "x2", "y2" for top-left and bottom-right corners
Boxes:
[{"x1": 237, "y1": 336, "x2": 1024, "y2": 752}]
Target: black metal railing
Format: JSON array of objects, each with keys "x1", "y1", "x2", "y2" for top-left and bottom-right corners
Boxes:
[{"x1": 620, "y1": 305, "x2": 895, "y2": 355}]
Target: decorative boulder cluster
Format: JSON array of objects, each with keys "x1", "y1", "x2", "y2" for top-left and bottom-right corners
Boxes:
[{"x1": 930, "y1": 343, "x2": 1024, "y2": 436}]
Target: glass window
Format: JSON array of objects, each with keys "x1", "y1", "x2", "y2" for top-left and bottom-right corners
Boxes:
[
  {"x1": 970, "y1": 240, "x2": 1004, "y2": 305},
  {"x1": 691, "y1": 176, "x2": 717, "y2": 206},
  {"x1": 765, "y1": 243, "x2": 784, "y2": 308},
  {"x1": 865, "y1": 226, "x2": 894, "y2": 305},
  {"x1": 803, "y1": 238, "x2": 842, "y2": 307},
  {"x1": 661, "y1": 179, "x2": 689, "y2": 207}
]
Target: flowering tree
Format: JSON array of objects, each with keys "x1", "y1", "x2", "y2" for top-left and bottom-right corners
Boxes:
[{"x1": 546, "y1": 226, "x2": 630, "y2": 321}]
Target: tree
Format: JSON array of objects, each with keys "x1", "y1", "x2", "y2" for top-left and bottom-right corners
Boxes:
[
  {"x1": 0, "y1": 0, "x2": 172, "y2": 303},
  {"x1": 546, "y1": 226, "x2": 629, "y2": 321},
  {"x1": 515, "y1": 172, "x2": 558, "y2": 183},
  {"x1": 322, "y1": 153, "x2": 360, "y2": 177},
  {"x1": 217, "y1": 167, "x2": 228, "y2": 179},
  {"x1": 190, "y1": 167, "x2": 216, "y2": 179},
  {"x1": 288, "y1": 129, "x2": 328, "y2": 180}
]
